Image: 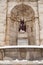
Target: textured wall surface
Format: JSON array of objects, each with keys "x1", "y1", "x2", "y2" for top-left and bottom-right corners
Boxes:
[
  {"x1": 0, "y1": 48, "x2": 42, "y2": 60},
  {"x1": 0, "y1": 0, "x2": 7, "y2": 46},
  {"x1": 6, "y1": 0, "x2": 39, "y2": 45},
  {"x1": 0, "y1": 0, "x2": 43, "y2": 45},
  {"x1": 0, "y1": 1, "x2": 43, "y2": 65},
  {"x1": 38, "y1": 0, "x2": 43, "y2": 45}
]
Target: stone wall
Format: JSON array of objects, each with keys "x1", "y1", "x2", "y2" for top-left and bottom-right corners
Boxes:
[
  {"x1": 6, "y1": 0, "x2": 40, "y2": 45},
  {"x1": 0, "y1": 0, "x2": 43, "y2": 45},
  {"x1": 38, "y1": 0, "x2": 43, "y2": 45},
  {"x1": 0, "y1": 48, "x2": 42, "y2": 60},
  {"x1": 0, "y1": 0, "x2": 7, "y2": 46}
]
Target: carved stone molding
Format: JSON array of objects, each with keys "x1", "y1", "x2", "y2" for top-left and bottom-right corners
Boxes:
[{"x1": 11, "y1": 4, "x2": 35, "y2": 22}]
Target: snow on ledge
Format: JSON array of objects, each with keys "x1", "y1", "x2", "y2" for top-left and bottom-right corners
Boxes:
[
  {"x1": 0, "y1": 45, "x2": 43, "y2": 49},
  {"x1": 0, "y1": 60, "x2": 43, "y2": 64}
]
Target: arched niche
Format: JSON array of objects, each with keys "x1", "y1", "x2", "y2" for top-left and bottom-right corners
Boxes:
[{"x1": 9, "y1": 4, "x2": 35, "y2": 45}]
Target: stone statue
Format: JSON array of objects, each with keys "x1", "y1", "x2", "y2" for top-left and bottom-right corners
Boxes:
[{"x1": 19, "y1": 20, "x2": 26, "y2": 32}]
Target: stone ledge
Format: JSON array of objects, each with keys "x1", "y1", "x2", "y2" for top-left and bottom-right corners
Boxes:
[
  {"x1": 0, "y1": 45, "x2": 43, "y2": 49},
  {"x1": 0, "y1": 60, "x2": 43, "y2": 64}
]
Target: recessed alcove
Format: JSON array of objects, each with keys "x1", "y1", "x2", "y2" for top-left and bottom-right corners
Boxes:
[{"x1": 6, "y1": 4, "x2": 36, "y2": 45}]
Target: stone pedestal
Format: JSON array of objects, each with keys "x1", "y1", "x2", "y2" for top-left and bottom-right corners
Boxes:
[{"x1": 17, "y1": 32, "x2": 28, "y2": 45}]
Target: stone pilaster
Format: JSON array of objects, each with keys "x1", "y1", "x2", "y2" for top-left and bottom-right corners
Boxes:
[{"x1": 0, "y1": 0, "x2": 7, "y2": 46}]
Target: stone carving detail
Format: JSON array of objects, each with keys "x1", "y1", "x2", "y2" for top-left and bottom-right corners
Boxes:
[{"x1": 19, "y1": 19, "x2": 26, "y2": 32}]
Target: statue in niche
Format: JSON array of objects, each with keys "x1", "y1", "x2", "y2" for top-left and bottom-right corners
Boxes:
[{"x1": 19, "y1": 19, "x2": 26, "y2": 32}]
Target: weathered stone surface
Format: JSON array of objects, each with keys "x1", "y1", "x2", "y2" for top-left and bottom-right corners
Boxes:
[
  {"x1": 0, "y1": 0, "x2": 43, "y2": 63},
  {"x1": 0, "y1": 0, "x2": 7, "y2": 45},
  {"x1": 7, "y1": 2, "x2": 37, "y2": 45},
  {"x1": 0, "y1": 0, "x2": 43, "y2": 45},
  {"x1": 4, "y1": 49, "x2": 18, "y2": 60},
  {"x1": 0, "y1": 50, "x2": 4, "y2": 60},
  {"x1": 17, "y1": 32, "x2": 28, "y2": 45},
  {"x1": 0, "y1": 48, "x2": 41, "y2": 60}
]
